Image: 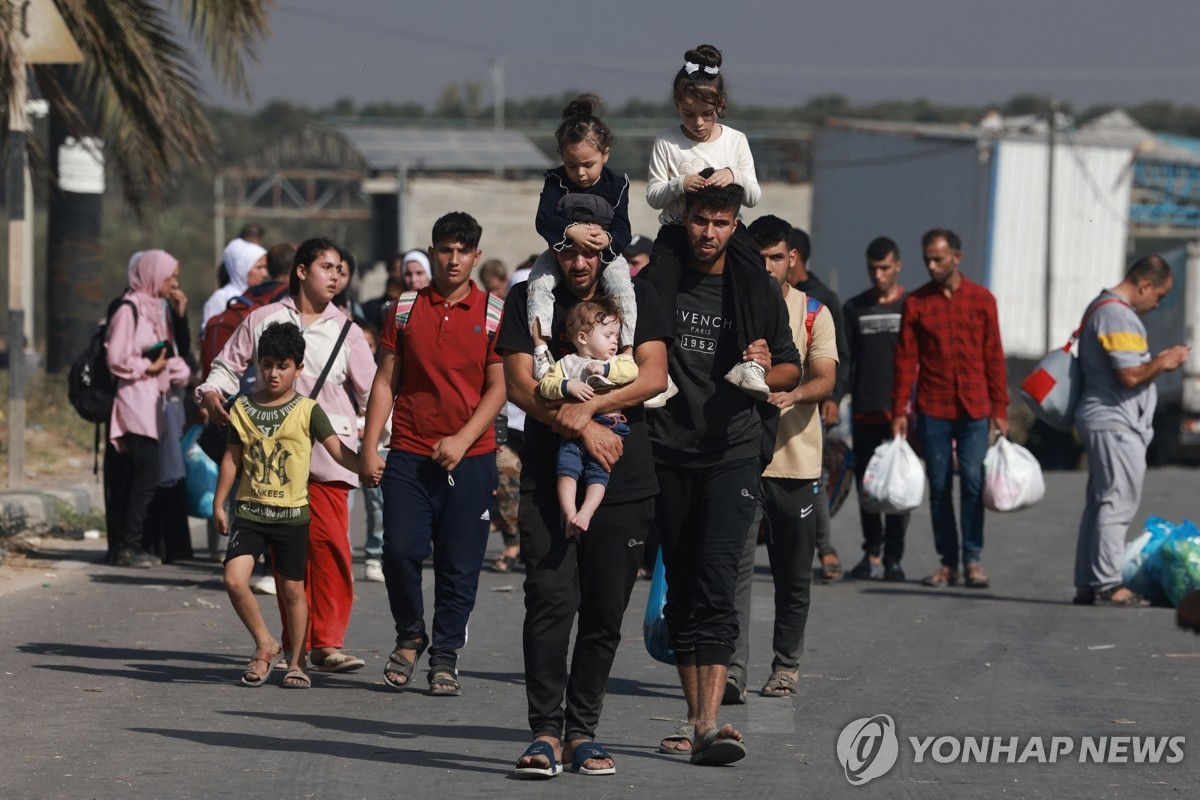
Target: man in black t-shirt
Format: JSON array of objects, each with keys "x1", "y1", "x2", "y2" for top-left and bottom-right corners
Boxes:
[
  {"x1": 644, "y1": 184, "x2": 801, "y2": 766},
  {"x1": 844, "y1": 236, "x2": 911, "y2": 581},
  {"x1": 498, "y1": 195, "x2": 671, "y2": 779}
]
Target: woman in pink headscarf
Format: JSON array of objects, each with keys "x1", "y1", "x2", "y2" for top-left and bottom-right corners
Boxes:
[{"x1": 105, "y1": 250, "x2": 192, "y2": 568}]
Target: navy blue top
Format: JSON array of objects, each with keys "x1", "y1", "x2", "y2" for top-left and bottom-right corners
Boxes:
[{"x1": 535, "y1": 166, "x2": 632, "y2": 263}]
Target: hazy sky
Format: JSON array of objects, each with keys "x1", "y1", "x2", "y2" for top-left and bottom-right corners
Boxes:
[{"x1": 207, "y1": 0, "x2": 1200, "y2": 112}]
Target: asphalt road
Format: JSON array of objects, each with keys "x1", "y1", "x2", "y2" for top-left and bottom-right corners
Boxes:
[{"x1": 2, "y1": 467, "x2": 1198, "y2": 799}]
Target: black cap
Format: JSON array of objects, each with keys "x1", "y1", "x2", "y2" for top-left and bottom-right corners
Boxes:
[
  {"x1": 622, "y1": 234, "x2": 653, "y2": 259},
  {"x1": 556, "y1": 193, "x2": 614, "y2": 229}
]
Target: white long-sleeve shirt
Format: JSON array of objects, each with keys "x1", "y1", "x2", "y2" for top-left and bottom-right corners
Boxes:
[{"x1": 646, "y1": 124, "x2": 761, "y2": 224}]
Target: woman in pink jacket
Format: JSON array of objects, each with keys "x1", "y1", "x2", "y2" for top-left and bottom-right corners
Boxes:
[
  {"x1": 105, "y1": 251, "x2": 193, "y2": 568},
  {"x1": 197, "y1": 238, "x2": 376, "y2": 674}
]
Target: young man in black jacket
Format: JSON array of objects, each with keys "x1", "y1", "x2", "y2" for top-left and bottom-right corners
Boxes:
[{"x1": 643, "y1": 183, "x2": 800, "y2": 765}]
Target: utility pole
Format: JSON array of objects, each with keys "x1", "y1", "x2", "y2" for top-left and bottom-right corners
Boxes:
[
  {"x1": 5, "y1": 0, "x2": 84, "y2": 486},
  {"x1": 1044, "y1": 96, "x2": 1058, "y2": 355},
  {"x1": 7, "y1": 54, "x2": 30, "y2": 487},
  {"x1": 490, "y1": 58, "x2": 505, "y2": 132}
]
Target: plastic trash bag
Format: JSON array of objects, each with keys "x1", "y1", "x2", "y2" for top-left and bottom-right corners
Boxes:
[
  {"x1": 643, "y1": 547, "x2": 675, "y2": 665},
  {"x1": 1158, "y1": 520, "x2": 1200, "y2": 607},
  {"x1": 1122, "y1": 517, "x2": 1173, "y2": 604},
  {"x1": 860, "y1": 437, "x2": 925, "y2": 514},
  {"x1": 982, "y1": 438, "x2": 1045, "y2": 512},
  {"x1": 183, "y1": 424, "x2": 217, "y2": 519}
]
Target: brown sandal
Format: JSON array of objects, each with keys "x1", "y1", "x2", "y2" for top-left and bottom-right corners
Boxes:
[{"x1": 240, "y1": 649, "x2": 283, "y2": 687}]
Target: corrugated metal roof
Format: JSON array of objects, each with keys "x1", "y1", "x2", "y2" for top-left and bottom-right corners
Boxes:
[
  {"x1": 333, "y1": 126, "x2": 553, "y2": 172},
  {"x1": 828, "y1": 114, "x2": 1200, "y2": 165}
]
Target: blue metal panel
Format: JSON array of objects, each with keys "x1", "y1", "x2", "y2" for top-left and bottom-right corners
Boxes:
[{"x1": 1132, "y1": 160, "x2": 1200, "y2": 228}]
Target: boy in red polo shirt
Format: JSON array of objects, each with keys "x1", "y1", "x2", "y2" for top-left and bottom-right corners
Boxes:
[{"x1": 359, "y1": 212, "x2": 507, "y2": 697}]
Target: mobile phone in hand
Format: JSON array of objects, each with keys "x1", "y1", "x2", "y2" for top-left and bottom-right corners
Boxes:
[{"x1": 143, "y1": 340, "x2": 172, "y2": 360}]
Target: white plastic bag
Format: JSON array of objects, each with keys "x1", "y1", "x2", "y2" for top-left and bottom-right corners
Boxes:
[
  {"x1": 982, "y1": 438, "x2": 1045, "y2": 512},
  {"x1": 860, "y1": 437, "x2": 925, "y2": 514}
]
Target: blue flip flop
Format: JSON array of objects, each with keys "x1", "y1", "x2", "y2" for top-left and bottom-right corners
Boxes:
[
  {"x1": 570, "y1": 742, "x2": 616, "y2": 776},
  {"x1": 513, "y1": 741, "x2": 562, "y2": 779}
]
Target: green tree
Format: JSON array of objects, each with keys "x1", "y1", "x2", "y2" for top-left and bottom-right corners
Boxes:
[{"x1": 3, "y1": 0, "x2": 274, "y2": 215}]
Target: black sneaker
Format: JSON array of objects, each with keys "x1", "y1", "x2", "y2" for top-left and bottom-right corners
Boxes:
[
  {"x1": 114, "y1": 549, "x2": 156, "y2": 569},
  {"x1": 850, "y1": 556, "x2": 884, "y2": 580},
  {"x1": 884, "y1": 562, "x2": 906, "y2": 582}
]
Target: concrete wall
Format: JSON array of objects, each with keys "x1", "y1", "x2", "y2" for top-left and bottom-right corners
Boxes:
[
  {"x1": 355, "y1": 177, "x2": 811, "y2": 299},
  {"x1": 809, "y1": 128, "x2": 991, "y2": 299}
]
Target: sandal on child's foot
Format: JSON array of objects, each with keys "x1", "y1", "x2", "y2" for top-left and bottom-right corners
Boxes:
[
  {"x1": 240, "y1": 648, "x2": 282, "y2": 687},
  {"x1": 281, "y1": 667, "x2": 311, "y2": 689}
]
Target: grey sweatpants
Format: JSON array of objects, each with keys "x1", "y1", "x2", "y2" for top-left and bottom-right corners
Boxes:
[{"x1": 1074, "y1": 425, "x2": 1149, "y2": 591}]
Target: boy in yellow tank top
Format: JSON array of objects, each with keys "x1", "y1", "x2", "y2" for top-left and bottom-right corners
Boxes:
[{"x1": 214, "y1": 322, "x2": 361, "y2": 689}]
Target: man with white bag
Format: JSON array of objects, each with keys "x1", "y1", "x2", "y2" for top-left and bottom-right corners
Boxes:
[
  {"x1": 1073, "y1": 256, "x2": 1189, "y2": 606},
  {"x1": 891, "y1": 229, "x2": 1008, "y2": 590}
]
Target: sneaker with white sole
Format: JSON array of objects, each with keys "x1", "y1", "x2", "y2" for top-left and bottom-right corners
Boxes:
[
  {"x1": 364, "y1": 559, "x2": 384, "y2": 583},
  {"x1": 644, "y1": 375, "x2": 679, "y2": 409},
  {"x1": 532, "y1": 344, "x2": 555, "y2": 381},
  {"x1": 251, "y1": 574, "x2": 277, "y2": 596},
  {"x1": 723, "y1": 360, "x2": 771, "y2": 400}
]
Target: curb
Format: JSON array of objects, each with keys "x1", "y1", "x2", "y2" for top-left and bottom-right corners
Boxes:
[{"x1": 0, "y1": 480, "x2": 104, "y2": 531}]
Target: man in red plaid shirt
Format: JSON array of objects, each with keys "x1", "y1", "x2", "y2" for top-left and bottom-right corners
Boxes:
[{"x1": 891, "y1": 229, "x2": 1008, "y2": 590}]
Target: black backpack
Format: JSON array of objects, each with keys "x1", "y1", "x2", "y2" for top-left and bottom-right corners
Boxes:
[{"x1": 69, "y1": 299, "x2": 137, "y2": 424}]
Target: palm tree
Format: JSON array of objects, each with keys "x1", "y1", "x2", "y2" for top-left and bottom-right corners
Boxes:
[
  {"x1": 1, "y1": 0, "x2": 274, "y2": 369},
  {"x1": 6, "y1": 0, "x2": 275, "y2": 212}
]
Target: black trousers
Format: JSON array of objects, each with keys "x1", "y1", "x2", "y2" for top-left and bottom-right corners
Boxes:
[
  {"x1": 656, "y1": 457, "x2": 762, "y2": 667},
  {"x1": 103, "y1": 434, "x2": 160, "y2": 560},
  {"x1": 762, "y1": 477, "x2": 819, "y2": 672},
  {"x1": 852, "y1": 422, "x2": 910, "y2": 563},
  {"x1": 520, "y1": 489, "x2": 651, "y2": 741},
  {"x1": 144, "y1": 482, "x2": 194, "y2": 563}
]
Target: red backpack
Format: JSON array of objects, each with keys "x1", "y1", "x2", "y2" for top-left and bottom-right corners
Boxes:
[{"x1": 201, "y1": 284, "x2": 288, "y2": 378}]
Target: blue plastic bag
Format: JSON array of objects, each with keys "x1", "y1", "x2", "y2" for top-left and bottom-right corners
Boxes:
[
  {"x1": 1122, "y1": 517, "x2": 1173, "y2": 605},
  {"x1": 183, "y1": 424, "x2": 218, "y2": 519},
  {"x1": 1140, "y1": 516, "x2": 1178, "y2": 592},
  {"x1": 643, "y1": 547, "x2": 675, "y2": 665},
  {"x1": 1158, "y1": 520, "x2": 1200, "y2": 607}
]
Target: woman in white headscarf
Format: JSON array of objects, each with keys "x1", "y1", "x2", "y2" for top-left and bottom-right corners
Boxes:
[
  {"x1": 400, "y1": 249, "x2": 432, "y2": 291},
  {"x1": 201, "y1": 238, "x2": 269, "y2": 328}
]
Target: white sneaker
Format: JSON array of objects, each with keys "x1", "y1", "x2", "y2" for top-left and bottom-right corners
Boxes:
[
  {"x1": 251, "y1": 574, "x2": 277, "y2": 596},
  {"x1": 364, "y1": 558, "x2": 384, "y2": 583},
  {"x1": 724, "y1": 361, "x2": 771, "y2": 400},
  {"x1": 644, "y1": 375, "x2": 679, "y2": 409},
  {"x1": 585, "y1": 373, "x2": 616, "y2": 391},
  {"x1": 533, "y1": 344, "x2": 555, "y2": 381}
]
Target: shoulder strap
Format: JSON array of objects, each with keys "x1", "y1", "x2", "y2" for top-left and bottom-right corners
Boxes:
[
  {"x1": 1066, "y1": 297, "x2": 1128, "y2": 350},
  {"x1": 310, "y1": 319, "x2": 354, "y2": 399},
  {"x1": 804, "y1": 296, "x2": 823, "y2": 348},
  {"x1": 484, "y1": 292, "x2": 504, "y2": 340},
  {"x1": 110, "y1": 298, "x2": 138, "y2": 327},
  {"x1": 393, "y1": 290, "x2": 420, "y2": 329}
]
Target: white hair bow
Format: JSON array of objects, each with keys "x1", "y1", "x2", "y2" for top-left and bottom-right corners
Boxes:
[{"x1": 683, "y1": 61, "x2": 719, "y2": 76}]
